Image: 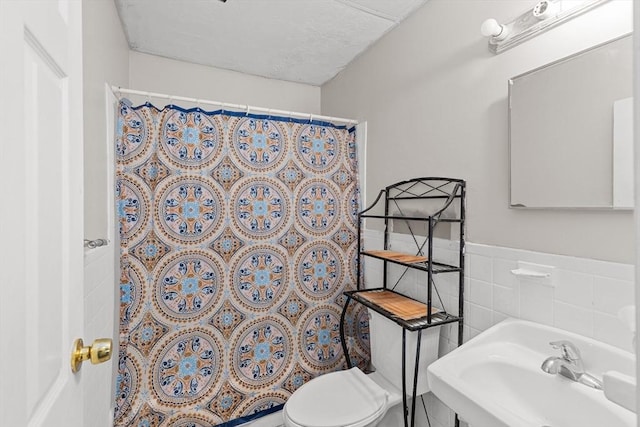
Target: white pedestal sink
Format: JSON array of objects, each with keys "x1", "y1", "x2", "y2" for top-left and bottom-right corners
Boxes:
[{"x1": 427, "y1": 318, "x2": 636, "y2": 427}]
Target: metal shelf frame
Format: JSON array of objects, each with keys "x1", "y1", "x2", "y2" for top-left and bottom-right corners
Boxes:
[{"x1": 339, "y1": 177, "x2": 466, "y2": 427}]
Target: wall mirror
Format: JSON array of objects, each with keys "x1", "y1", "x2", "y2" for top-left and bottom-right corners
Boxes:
[{"x1": 509, "y1": 34, "x2": 632, "y2": 209}]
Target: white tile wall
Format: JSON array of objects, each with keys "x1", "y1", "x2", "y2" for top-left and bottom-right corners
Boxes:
[
  {"x1": 458, "y1": 240, "x2": 635, "y2": 353},
  {"x1": 84, "y1": 245, "x2": 117, "y2": 427}
]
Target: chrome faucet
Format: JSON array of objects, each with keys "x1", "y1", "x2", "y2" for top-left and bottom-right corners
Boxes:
[{"x1": 541, "y1": 340, "x2": 603, "y2": 390}]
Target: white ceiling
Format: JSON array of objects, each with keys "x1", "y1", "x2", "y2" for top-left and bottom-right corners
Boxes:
[{"x1": 115, "y1": 0, "x2": 428, "y2": 86}]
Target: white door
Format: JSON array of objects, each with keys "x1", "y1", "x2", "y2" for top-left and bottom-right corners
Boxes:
[{"x1": 0, "y1": 0, "x2": 86, "y2": 425}]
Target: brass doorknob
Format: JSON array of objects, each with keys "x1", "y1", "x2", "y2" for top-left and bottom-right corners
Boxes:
[{"x1": 70, "y1": 338, "x2": 113, "y2": 373}]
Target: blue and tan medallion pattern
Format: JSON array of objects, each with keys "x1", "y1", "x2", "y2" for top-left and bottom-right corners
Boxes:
[
  {"x1": 230, "y1": 316, "x2": 293, "y2": 389},
  {"x1": 296, "y1": 241, "x2": 343, "y2": 300},
  {"x1": 166, "y1": 410, "x2": 223, "y2": 427},
  {"x1": 299, "y1": 305, "x2": 343, "y2": 370},
  {"x1": 153, "y1": 250, "x2": 223, "y2": 322},
  {"x1": 347, "y1": 244, "x2": 359, "y2": 287},
  {"x1": 165, "y1": 412, "x2": 222, "y2": 427},
  {"x1": 210, "y1": 156, "x2": 244, "y2": 191},
  {"x1": 209, "y1": 226, "x2": 245, "y2": 264},
  {"x1": 155, "y1": 176, "x2": 225, "y2": 245},
  {"x1": 294, "y1": 124, "x2": 341, "y2": 173},
  {"x1": 119, "y1": 257, "x2": 146, "y2": 331},
  {"x1": 282, "y1": 363, "x2": 314, "y2": 393},
  {"x1": 134, "y1": 153, "x2": 171, "y2": 192},
  {"x1": 339, "y1": 302, "x2": 370, "y2": 371},
  {"x1": 115, "y1": 102, "x2": 362, "y2": 426},
  {"x1": 129, "y1": 403, "x2": 166, "y2": 427},
  {"x1": 331, "y1": 166, "x2": 354, "y2": 192},
  {"x1": 130, "y1": 230, "x2": 172, "y2": 272},
  {"x1": 276, "y1": 159, "x2": 305, "y2": 192},
  {"x1": 344, "y1": 182, "x2": 361, "y2": 227},
  {"x1": 129, "y1": 312, "x2": 170, "y2": 357},
  {"x1": 277, "y1": 292, "x2": 308, "y2": 326},
  {"x1": 116, "y1": 175, "x2": 150, "y2": 243},
  {"x1": 116, "y1": 101, "x2": 151, "y2": 165},
  {"x1": 207, "y1": 381, "x2": 246, "y2": 419},
  {"x1": 209, "y1": 300, "x2": 246, "y2": 340},
  {"x1": 232, "y1": 391, "x2": 288, "y2": 420},
  {"x1": 231, "y1": 177, "x2": 290, "y2": 240},
  {"x1": 150, "y1": 329, "x2": 223, "y2": 406},
  {"x1": 231, "y1": 246, "x2": 288, "y2": 310},
  {"x1": 230, "y1": 117, "x2": 286, "y2": 172},
  {"x1": 277, "y1": 226, "x2": 307, "y2": 256},
  {"x1": 346, "y1": 128, "x2": 358, "y2": 173},
  {"x1": 160, "y1": 110, "x2": 222, "y2": 169},
  {"x1": 296, "y1": 179, "x2": 341, "y2": 236},
  {"x1": 331, "y1": 225, "x2": 357, "y2": 251},
  {"x1": 114, "y1": 348, "x2": 141, "y2": 424}
]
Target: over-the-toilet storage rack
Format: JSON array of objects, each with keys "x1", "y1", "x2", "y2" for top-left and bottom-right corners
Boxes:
[{"x1": 340, "y1": 177, "x2": 465, "y2": 427}]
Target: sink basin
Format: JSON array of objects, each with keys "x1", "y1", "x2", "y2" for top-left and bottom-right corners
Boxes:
[{"x1": 427, "y1": 318, "x2": 636, "y2": 427}]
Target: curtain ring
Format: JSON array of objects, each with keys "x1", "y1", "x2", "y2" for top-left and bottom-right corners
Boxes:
[
  {"x1": 245, "y1": 105, "x2": 250, "y2": 116},
  {"x1": 220, "y1": 102, "x2": 226, "y2": 115},
  {"x1": 145, "y1": 91, "x2": 151, "y2": 106},
  {"x1": 309, "y1": 114, "x2": 313, "y2": 124},
  {"x1": 195, "y1": 98, "x2": 202, "y2": 112},
  {"x1": 115, "y1": 87, "x2": 124, "y2": 105},
  {"x1": 168, "y1": 95, "x2": 173, "y2": 109}
]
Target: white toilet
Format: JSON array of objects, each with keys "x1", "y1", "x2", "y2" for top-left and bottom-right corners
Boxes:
[{"x1": 283, "y1": 310, "x2": 442, "y2": 427}]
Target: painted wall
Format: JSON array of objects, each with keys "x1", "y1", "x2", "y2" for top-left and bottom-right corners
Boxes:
[
  {"x1": 82, "y1": 0, "x2": 130, "y2": 425},
  {"x1": 128, "y1": 51, "x2": 322, "y2": 114},
  {"x1": 84, "y1": 0, "x2": 130, "y2": 238},
  {"x1": 321, "y1": 0, "x2": 634, "y2": 263}
]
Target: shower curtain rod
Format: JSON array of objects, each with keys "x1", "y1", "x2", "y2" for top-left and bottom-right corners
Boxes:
[{"x1": 111, "y1": 86, "x2": 359, "y2": 125}]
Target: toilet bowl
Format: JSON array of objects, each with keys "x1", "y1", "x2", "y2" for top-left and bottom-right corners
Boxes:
[
  {"x1": 282, "y1": 310, "x2": 442, "y2": 427},
  {"x1": 283, "y1": 367, "x2": 401, "y2": 427}
]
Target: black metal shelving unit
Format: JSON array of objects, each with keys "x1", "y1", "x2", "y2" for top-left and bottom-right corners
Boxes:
[{"x1": 339, "y1": 177, "x2": 466, "y2": 427}]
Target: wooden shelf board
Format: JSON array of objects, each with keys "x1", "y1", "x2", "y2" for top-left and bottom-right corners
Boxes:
[
  {"x1": 363, "y1": 250, "x2": 427, "y2": 264},
  {"x1": 355, "y1": 289, "x2": 438, "y2": 321}
]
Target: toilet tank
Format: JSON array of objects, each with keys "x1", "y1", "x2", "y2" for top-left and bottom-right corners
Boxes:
[{"x1": 368, "y1": 309, "x2": 441, "y2": 396}]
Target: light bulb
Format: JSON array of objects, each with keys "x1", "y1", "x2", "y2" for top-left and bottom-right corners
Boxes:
[
  {"x1": 532, "y1": 0, "x2": 556, "y2": 19},
  {"x1": 480, "y1": 18, "x2": 509, "y2": 40}
]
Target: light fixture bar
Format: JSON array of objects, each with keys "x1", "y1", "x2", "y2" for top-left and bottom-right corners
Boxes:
[{"x1": 482, "y1": 0, "x2": 612, "y2": 54}]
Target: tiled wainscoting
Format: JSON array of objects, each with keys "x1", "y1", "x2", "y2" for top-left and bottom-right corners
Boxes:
[
  {"x1": 84, "y1": 245, "x2": 117, "y2": 427},
  {"x1": 364, "y1": 229, "x2": 635, "y2": 427}
]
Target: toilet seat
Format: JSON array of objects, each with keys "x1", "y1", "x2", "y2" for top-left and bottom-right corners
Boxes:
[{"x1": 283, "y1": 367, "x2": 389, "y2": 427}]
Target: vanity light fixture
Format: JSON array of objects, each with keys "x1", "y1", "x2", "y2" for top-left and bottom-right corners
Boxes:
[{"x1": 481, "y1": 0, "x2": 611, "y2": 54}]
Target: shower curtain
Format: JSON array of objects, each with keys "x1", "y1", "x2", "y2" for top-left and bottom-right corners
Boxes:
[{"x1": 113, "y1": 99, "x2": 369, "y2": 427}]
